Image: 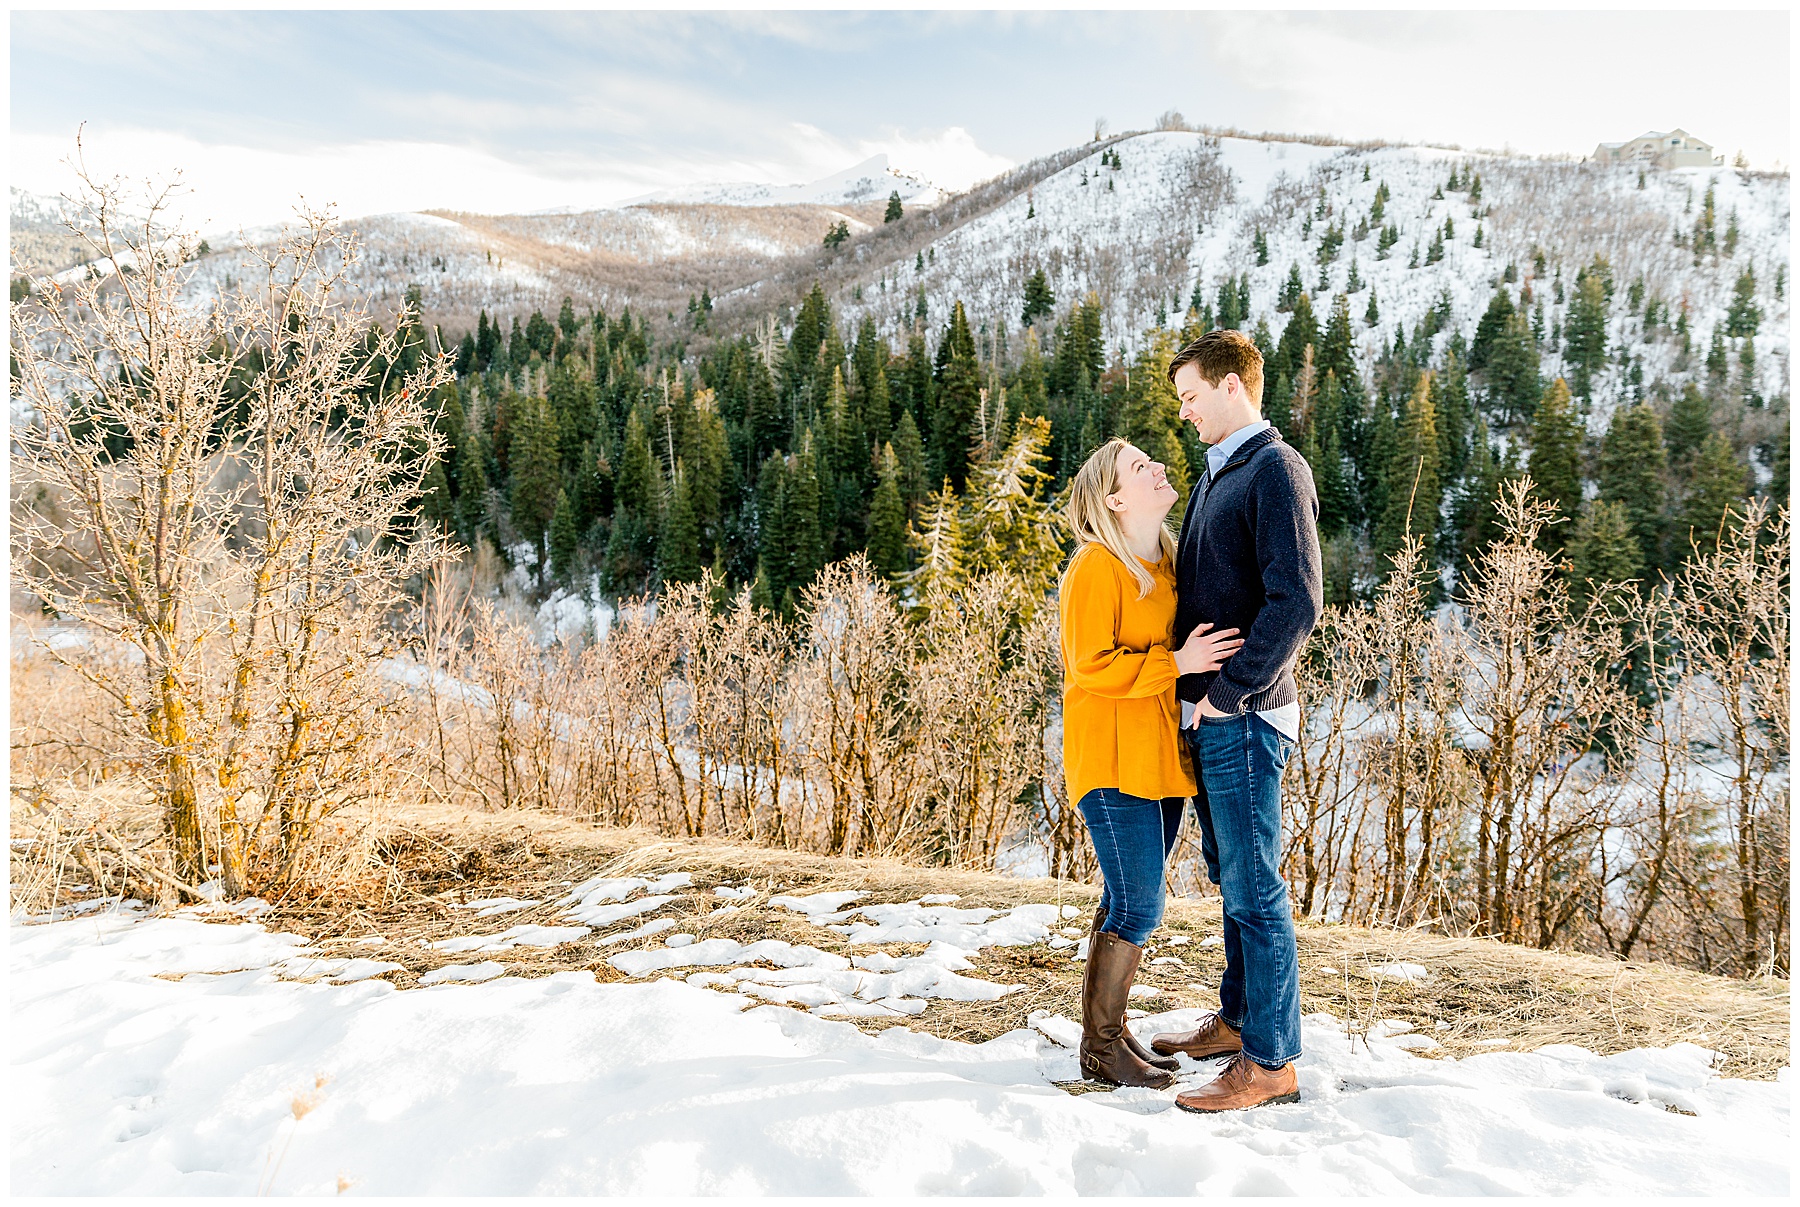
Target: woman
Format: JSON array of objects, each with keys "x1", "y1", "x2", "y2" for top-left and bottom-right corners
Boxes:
[{"x1": 1060, "y1": 438, "x2": 1241, "y2": 1089}]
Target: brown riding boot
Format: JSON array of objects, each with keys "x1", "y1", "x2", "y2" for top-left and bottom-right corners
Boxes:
[
  {"x1": 1080, "y1": 931, "x2": 1175, "y2": 1089},
  {"x1": 1088, "y1": 909, "x2": 1178, "y2": 1072},
  {"x1": 1150, "y1": 1011, "x2": 1243, "y2": 1060},
  {"x1": 1174, "y1": 1052, "x2": 1299, "y2": 1113}
]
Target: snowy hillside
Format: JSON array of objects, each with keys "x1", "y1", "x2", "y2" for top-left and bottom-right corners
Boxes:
[
  {"x1": 15, "y1": 131, "x2": 1786, "y2": 418},
  {"x1": 829, "y1": 131, "x2": 1789, "y2": 422}
]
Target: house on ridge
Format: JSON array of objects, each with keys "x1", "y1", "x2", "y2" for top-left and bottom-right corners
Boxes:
[{"x1": 1591, "y1": 129, "x2": 1721, "y2": 169}]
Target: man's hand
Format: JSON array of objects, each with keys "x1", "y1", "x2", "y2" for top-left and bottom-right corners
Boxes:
[{"x1": 1188, "y1": 694, "x2": 1231, "y2": 730}]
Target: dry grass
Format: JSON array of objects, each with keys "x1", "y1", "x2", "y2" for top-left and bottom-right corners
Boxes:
[{"x1": 22, "y1": 796, "x2": 1778, "y2": 1080}]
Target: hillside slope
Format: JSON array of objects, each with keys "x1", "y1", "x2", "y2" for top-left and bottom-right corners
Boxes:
[{"x1": 820, "y1": 130, "x2": 1788, "y2": 423}]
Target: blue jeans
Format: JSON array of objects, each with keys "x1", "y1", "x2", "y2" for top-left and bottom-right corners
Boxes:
[
  {"x1": 1187, "y1": 712, "x2": 1302, "y2": 1068},
  {"x1": 1077, "y1": 788, "x2": 1184, "y2": 947}
]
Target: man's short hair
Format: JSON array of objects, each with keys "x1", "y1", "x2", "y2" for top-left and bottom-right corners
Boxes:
[{"x1": 1167, "y1": 329, "x2": 1264, "y2": 408}]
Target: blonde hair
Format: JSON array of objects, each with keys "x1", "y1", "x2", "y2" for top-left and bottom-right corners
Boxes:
[{"x1": 1061, "y1": 437, "x2": 1177, "y2": 600}]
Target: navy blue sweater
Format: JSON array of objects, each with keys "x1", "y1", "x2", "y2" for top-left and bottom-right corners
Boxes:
[{"x1": 1174, "y1": 426, "x2": 1324, "y2": 714}]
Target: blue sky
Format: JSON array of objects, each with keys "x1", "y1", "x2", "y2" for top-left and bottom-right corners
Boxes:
[{"x1": 12, "y1": 10, "x2": 1790, "y2": 228}]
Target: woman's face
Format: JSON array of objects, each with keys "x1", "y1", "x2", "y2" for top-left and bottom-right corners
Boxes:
[{"x1": 1106, "y1": 443, "x2": 1177, "y2": 523}]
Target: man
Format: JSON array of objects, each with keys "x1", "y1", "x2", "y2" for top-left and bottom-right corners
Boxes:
[{"x1": 1153, "y1": 328, "x2": 1322, "y2": 1112}]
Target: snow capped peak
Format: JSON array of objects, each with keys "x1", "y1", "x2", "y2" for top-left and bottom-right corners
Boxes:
[{"x1": 618, "y1": 154, "x2": 943, "y2": 210}]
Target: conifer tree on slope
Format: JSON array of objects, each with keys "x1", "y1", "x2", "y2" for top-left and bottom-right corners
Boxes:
[
  {"x1": 510, "y1": 393, "x2": 565, "y2": 583},
  {"x1": 865, "y1": 444, "x2": 909, "y2": 577},
  {"x1": 1566, "y1": 498, "x2": 1642, "y2": 604},
  {"x1": 549, "y1": 488, "x2": 580, "y2": 585},
  {"x1": 904, "y1": 478, "x2": 967, "y2": 605},
  {"x1": 930, "y1": 301, "x2": 982, "y2": 491},
  {"x1": 1021, "y1": 269, "x2": 1056, "y2": 327},
  {"x1": 1725, "y1": 267, "x2": 1761, "y2": 337},
  {"x1": 1526, "y1": 378, "x2": 1584, "y2": 555},
  {"x1": 1677, "y1": 431, "x2": 1747, "y2": 556},
  {"x1": 1563, "y1": 272, "x2": 1609, "y2": 400},
  {"x1": 961, "y1": 415, "x2": 1065, "y2": 600},
  {"x1": 660, "y1": 464, "x2": 703, "y2": 584},
  {"x1": 1664, "y1": 383, "x2": 1712, "y2": 467},
  {"x1": 1598, "y1": 403, "x2": 1671, "y2": 571},
  {"x1": 891, "y1": 409, "x2": 928, "y2": 509},
  {"x1": 1375, "y1": 371, "x2": 1443, "y2": 560}
]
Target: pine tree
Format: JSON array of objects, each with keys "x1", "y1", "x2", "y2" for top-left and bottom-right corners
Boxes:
[
  {"x1": 885, "y1": 191, "x2": 904, "y2": 223},
  {"x1": 509, "y1": 393, "x2": 564, "y2": 582},
  {"x1": 1253, "y1": 229, "x2": 1270, "y2": 266},
  {"x1": 930, "y1": 301, "x2": 982, "y2": 490},
  {"x1": 1278, "y1": 262, "x2": 1303, "y2": 312},
  {"x1": 1215, "y1": 276, "x2": 1242, "y2": 330},
  {"x1": 755, "y1": 452, "x2": 790, "y2": 603},
  {"x1": 1271, "y1": 292, "x2": 1318, "y2": 389},
  {"x1": 1695, "y1": 337, "x2": 1725, "y2": 397},
  {"x1": 1451, "y1": 425, "x2": 1516, "y2": 573},
  {"x1": 783, "y1": 431, "x2": 826, "y2": 594},
  {"x1": 1346, "y1": 258, "x2": 1363, "y2": 293},
  {"x1": 549, "y1": 487, "x2": 579, "y2": 584},
  {"x1": 1435, "y1": 349, "x2": 1472, "y2": 482},
  {"x1": 1468, "y1": 287, "x2": 1515, "y2": 371},
  {"x1": 1725, "y1": 267, "x2": 1761, "y2": 337},
  {"x1": 1566, "y1": 499, "x2": 1642, "y2": 603},
  {"x1": 420, "y1": 458, "x2": 455, "y2": 532},
  {"x1": 1664, "y1": 383, "x2": 1712, "y2": 466},
  {"x1": 1319, "y1": 294, "x2": 1355, "y2": 383},
  {"x1": 1598, "y1": 402, "x2": 1670, "y2": 570},
  {"x1": 904, "y1": 479, "x2": 966, "y2": 604},
  {"x1": 1021, "y1": 268, "x2": 1056, "y2": 327},
  {"x1": 961, "y1": 416, "x2": 1065, "y2": 600},
  {"x1": 660, "y1": 464, "x2": 702, "y2": 583},
  {"x1": 1527, "y1": 378, "x2": 1584, "y2": 547},
  {"x1": 1485, "y1": 310, "x2": 1541, "y2": 425},
  {"x1": 1307, "y1": 418, "x2": 1356, "y2": 539},
  {"x1": 1564, "y1": 272, "x2": 1609, "y2": 399},
  {"x1": 1119, "y1": 330, "x2": 1193, "y2": 497},
  {"x1": 1677, "y1": 431, "x2": 1747, "y2": 555},
  {"x1": 615, "y1": 407, "x2": 662, "y2": 530},
  {"x1": 1737, "y1": 334, "x2": 1760, "y2": 408},
  {"x1": 866, "y1": 443, "x2": 908, "y2": 577},
  {"x1": 1364, "y1": 286, "x2": 1380, "y2": 325},
  {"x1": 1375, "y1": 372, "x2": 1442, "y2": 560},
  {"x1": 892, "y1": 409, "x2": 927, "y2": 507}
]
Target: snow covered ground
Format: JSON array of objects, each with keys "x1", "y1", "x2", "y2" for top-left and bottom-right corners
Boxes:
[{"x1": 12, "y1": 889, "x2": 1788, "y2": 1196}]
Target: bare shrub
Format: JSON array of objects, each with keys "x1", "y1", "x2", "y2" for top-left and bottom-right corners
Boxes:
[{"x1": 10, "y1": 151, "x2": 450, "y2": 896}]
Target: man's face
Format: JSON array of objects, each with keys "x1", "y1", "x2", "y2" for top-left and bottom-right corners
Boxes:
[{"x1": 1174, "y1": 362, "x2": 1238, "y2": 445}]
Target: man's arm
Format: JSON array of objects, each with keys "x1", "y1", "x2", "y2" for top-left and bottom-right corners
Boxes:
[{"x1": 1203, "y1": 454, "x2": 1323, "y2": 715}]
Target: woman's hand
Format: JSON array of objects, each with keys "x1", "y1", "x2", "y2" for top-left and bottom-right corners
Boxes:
[{"x1": 1172, "y1": 622, "x2": 1243, "y2": 676}]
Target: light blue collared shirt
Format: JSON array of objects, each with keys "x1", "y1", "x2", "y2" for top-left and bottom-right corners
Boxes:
[
  {"x1": 1204, "y1": 418, "x2": 1272, "y2": 483},
  {"x1": 1188, "y1": 417, "x2": 1299, "y2": 739}
]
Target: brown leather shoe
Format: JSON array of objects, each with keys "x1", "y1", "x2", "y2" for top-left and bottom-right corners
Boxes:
[
  {"x1": 1080, "y1": 931, "x2": 1175, "y2": 1089},
  {"x1": 1174, "y1": 1053, "x2": 1299, "y2": 1113},
  {"x1": 1150, "y1": 1011, "x2": 1242, "y2": 1060},
  {"x1": 1088, "y1": 908, "x2": 1178, "y2": 1072}
]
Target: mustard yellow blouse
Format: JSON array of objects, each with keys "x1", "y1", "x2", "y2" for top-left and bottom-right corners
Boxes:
[{"x1": 1058, "y1": 542, "x2": 1197, "y2": 806}]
